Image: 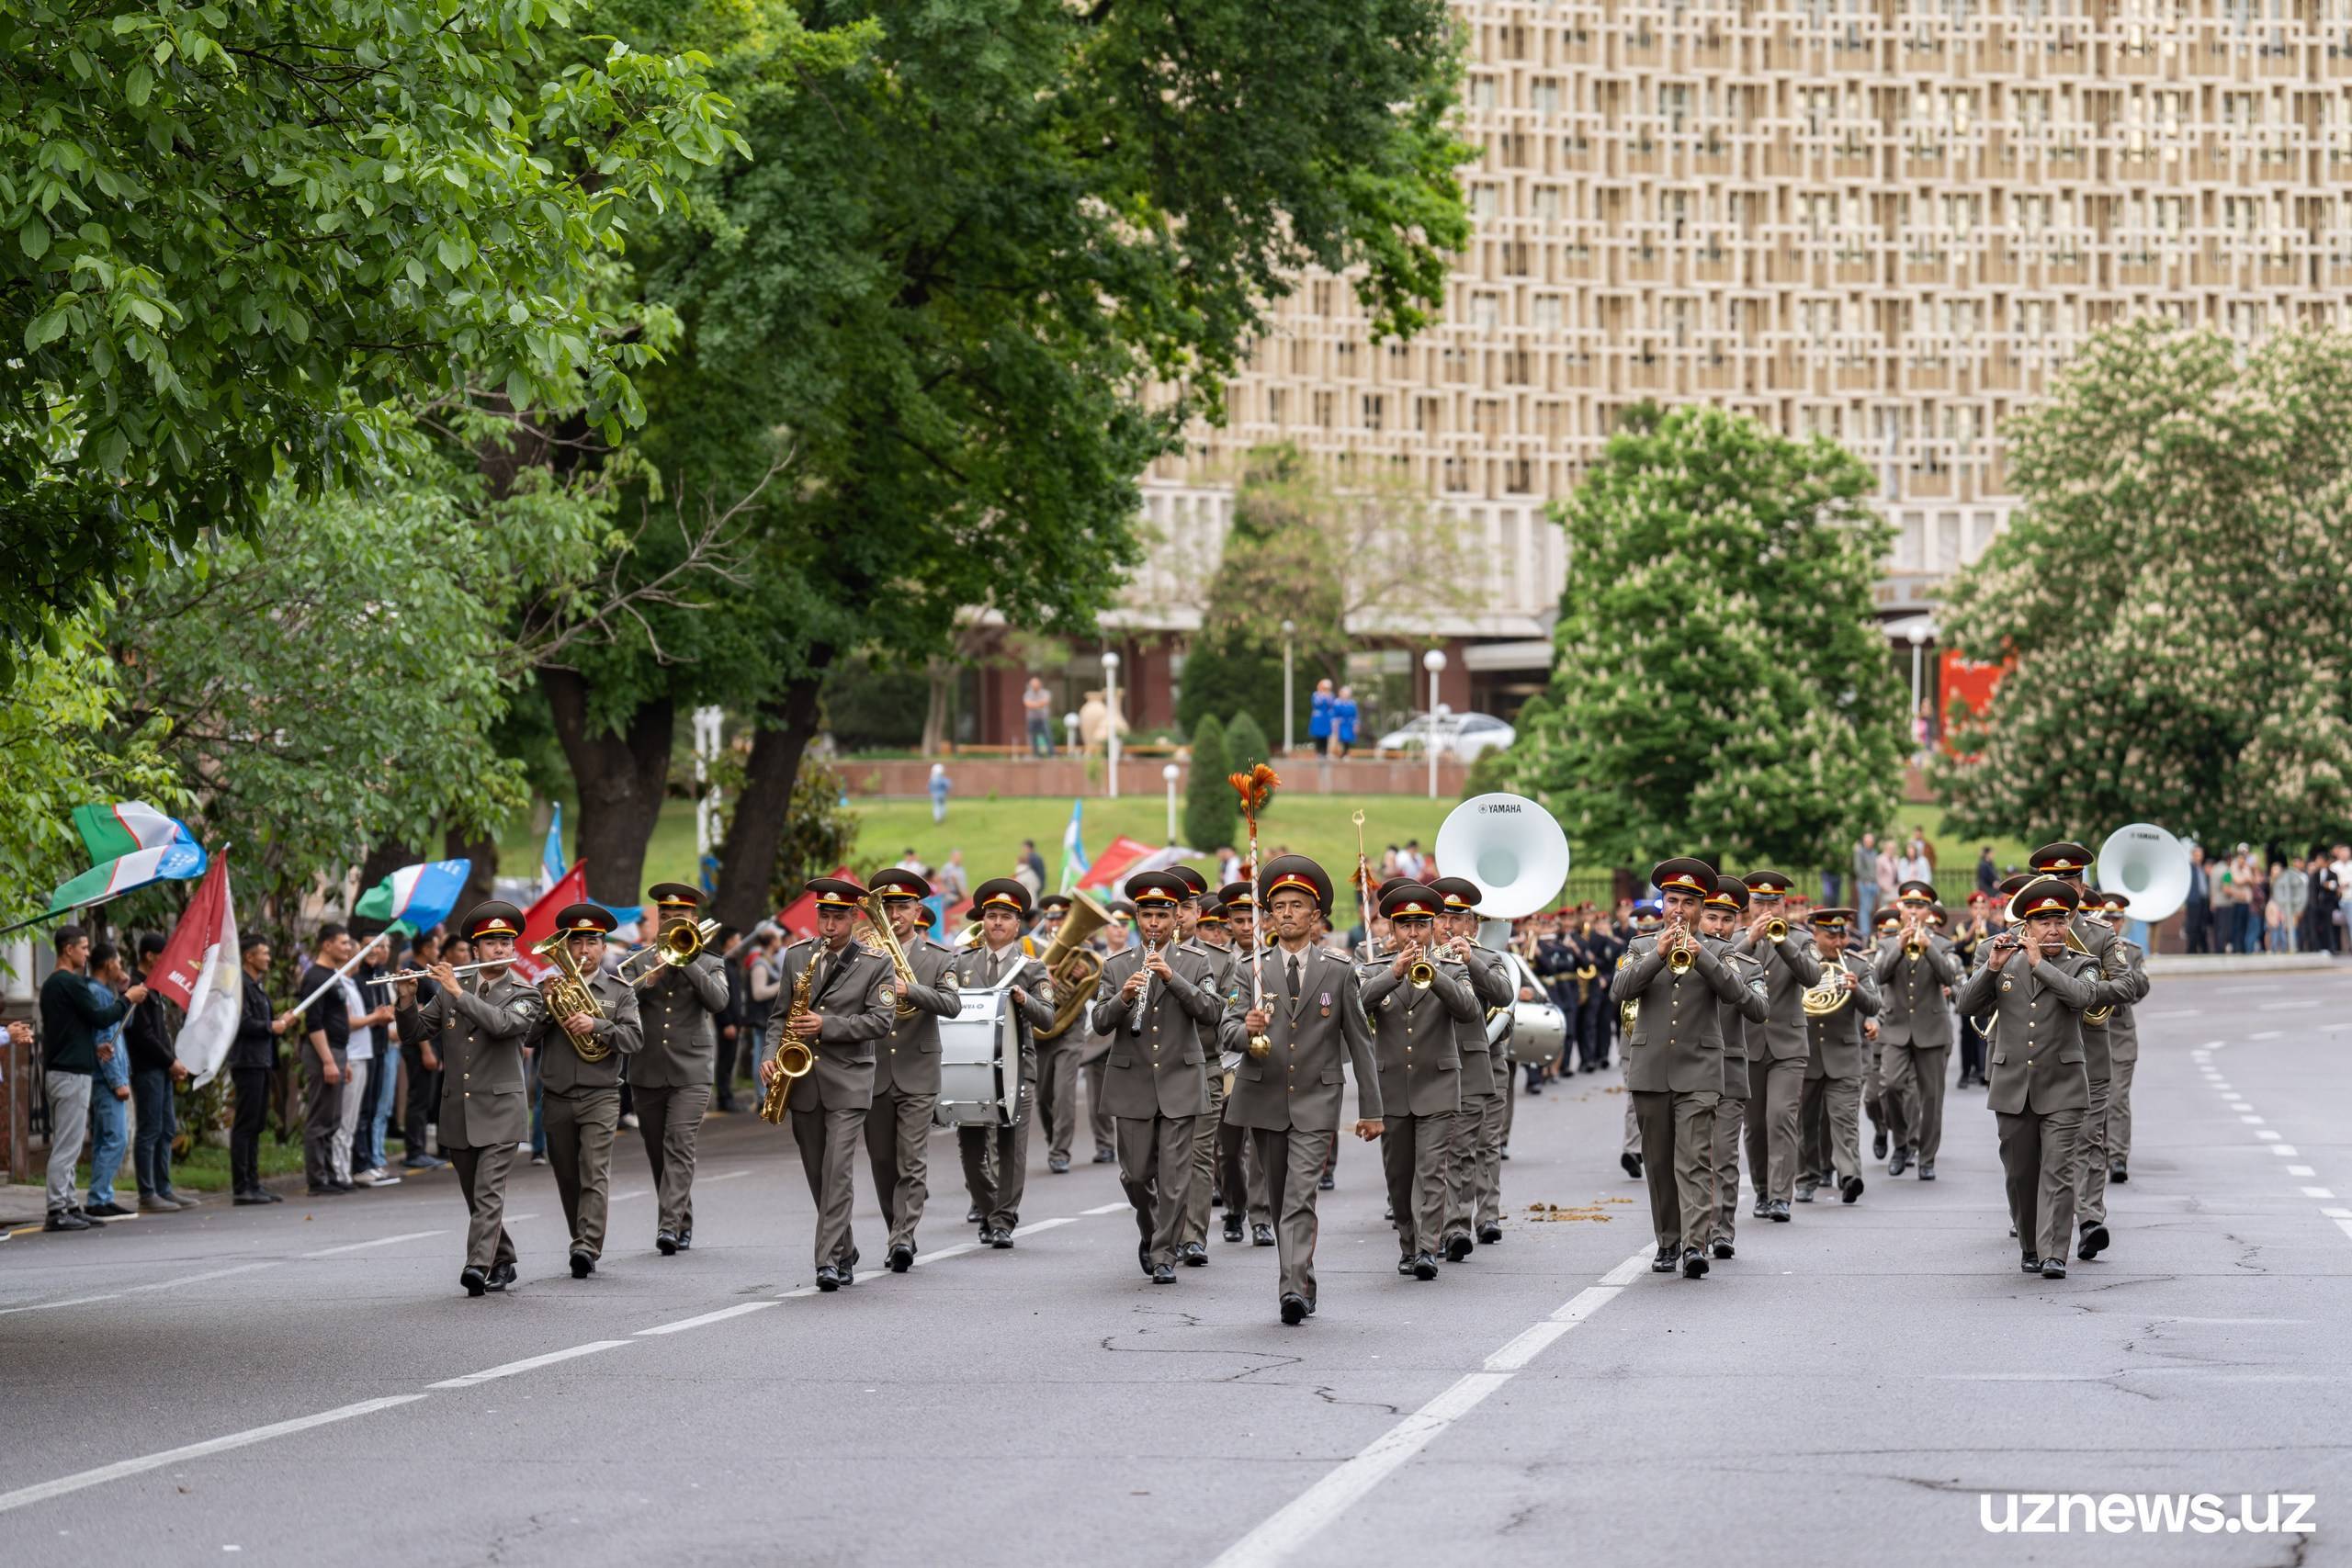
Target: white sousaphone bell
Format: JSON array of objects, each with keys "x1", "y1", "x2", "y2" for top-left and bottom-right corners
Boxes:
[
  {"x1": 2095, "y1": 822, "x2": 2192, "y2": 923},
  {"x1": 1436, "y1": 793, "x2": 1573, "y2": 1059}
]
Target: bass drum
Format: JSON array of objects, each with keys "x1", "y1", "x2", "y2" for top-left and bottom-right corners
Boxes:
[{"x1": 935, "y1": 988, "x2": 1022, "y2": 1127}]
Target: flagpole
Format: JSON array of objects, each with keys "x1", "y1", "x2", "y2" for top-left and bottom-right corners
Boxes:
[{"x1": 287, "y1": 919, "x2": 403, "y2": 1018}]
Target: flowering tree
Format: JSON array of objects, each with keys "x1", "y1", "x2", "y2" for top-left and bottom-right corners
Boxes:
[
  {"x1": 1936, "y1": 323, "x2": 2352, "y2": 849},
  {"x1": 1493, "y1": 405, "x2": 1905, "y2": 873}
]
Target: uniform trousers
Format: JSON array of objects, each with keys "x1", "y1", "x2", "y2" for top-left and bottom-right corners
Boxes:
[
  {"x1": 1380, "y1": 1110, "x2": 1454, "y2": 1258},
  {"x1": 1863, "y1": 1044, "x2": 1887, "y2": 1138},
  {"x1": 1178, "y1": 1071, "x2": 1227, "y2": 1249},
  {"x1": 1800, "y1": 1075, "x2": 1861, "y2": 1186},
  {"x1": 1997, "y1": 1107, "x2": 2083, "y2": 1261},
  {"x1": 957, "y1": 1081, "x2": 1032, "y2": 1234},
  {"x1": 1710, "y1": 1091, "x2": 1747, "y2": 1245},
  {"x1": 1251, "y1": 1125, "x2": 1336, "y2": 1303},
  {"x1": 2074, "y1": 1077, "x2": 2112, "y2": 1228},
  {"x1": 1035, "y1": 1039, "x2": 1080, "y2": 1164},
  {"x1": 1116, "y1": 1112, "x2": 1195, "y2": 1269},
  {"x1": 1442, "y1": 1068, "x2": 1501, "y2": 1241},
  {"x1": 1216, "y1": 1115, "x2": 1268, "y2": 1229},
  {"x1": 1744, "y1": 1056, "x2": 1804, "y2": 1203},
  {"x1": 1632, "y1": 1089, "x2": 1719, "y2": 1253},
  {"x1": 448, "y1": 1143, "x2": 518, "y2": 1271},
  {"x1": 1081, "y1": 1052, "x2": 1114, "y2": 1153},
  {"x1": 632, "y1": 1081, "x2": 709, "y2": 1238},
  {"x1": 1881, "y1": 1044, "x2": 1949, "y2": 1162},
  {"x1": 2108, "y1": 1057, "x2": 2137, "y2": 1167},
  {"x1": 1958, "y1": 1021, "x2": 1987, "y2": 1084},
  {"x1": 864, "y1": 1085, "x2": 936, "y2": 1250},
  {"x1": 790, "y1": 1098, "x2": 865, "y2": 1269},
  {"x1": 542, "y1": 1087, "x2": 619, "y2": 1258}
]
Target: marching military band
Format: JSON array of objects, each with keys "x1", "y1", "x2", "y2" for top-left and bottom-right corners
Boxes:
[{"x1": 398, "y1": 823, "x2": 2157, "y2": 1320}]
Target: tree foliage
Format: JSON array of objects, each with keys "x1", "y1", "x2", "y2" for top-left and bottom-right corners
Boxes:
[
  {"x1": 1225, "y1": 711, "x2": 1273, "y2": 779},
  {"x1": 1182, "y1": 716, "x2": 1233, "y2": 853},
  {"x1": 1493, "y1": 406, "x2": 1905, "y2": 873},
  {"x1": 0, "y1": 0, "x2": 745, "y2": 691},
  {"x1": 1936, "y1": 322, "x2": 2352, "y2": 850}
]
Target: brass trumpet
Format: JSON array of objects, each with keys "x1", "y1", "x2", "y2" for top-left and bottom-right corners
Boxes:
[
  {"x1": 1762, "y1": 917, "x2": 1788, "y2": 943},
  {"x1": 1407, "y1": 942, "x2": 1437, "y2": 988}
]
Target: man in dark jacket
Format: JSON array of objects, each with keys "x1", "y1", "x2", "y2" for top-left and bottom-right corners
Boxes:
[
  {"x1": 40, "y1": 925, "x2": 149, "y2": 1230},
  {"x1": 125, "y1": 931, "x2": 194, "y2": 1211},
  {"x1": 231, "y1": 934, "x2": 294, "y2": 1203}
]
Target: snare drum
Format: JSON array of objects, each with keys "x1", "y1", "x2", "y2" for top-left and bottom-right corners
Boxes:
[{"x1": 935, "y1": 989, "x2": 1022, "y2": 1127}]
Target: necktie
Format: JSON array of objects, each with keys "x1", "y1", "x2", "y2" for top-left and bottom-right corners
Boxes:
[{"x1": 1288, "y1": 955, "x2": 1302, "y2": 1011}]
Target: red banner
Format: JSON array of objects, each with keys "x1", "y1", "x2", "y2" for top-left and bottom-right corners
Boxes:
[
  {"x1": 506, "y1": 863, "x2": 591, "y2": 986},
  {"x1": 1077, "y1": 836, "x2": 1157, "y2": 893},
  {"x1": 150, "y1": 853, "x2": 232, "y2": 1011},
  {"x1": 775, "y1": 865, "x2": 855, "y2": 940},
  {"x1": 1938, "y1": 650, "x2": 2010, "y2": 755}
]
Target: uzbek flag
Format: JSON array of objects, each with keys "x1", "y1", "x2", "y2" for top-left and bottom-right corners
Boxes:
[
  {"x1": 541, "y1": 802, "x2": 567, "y2": 893},
  {"x1": 47, "y1": 801, "x2": 207, "y2": 913},
  {"x1": 353, "y1": 859, "x2": 471, "y2": 937},
  {"x1": 1057, "y1": 798, "x2": 1090, "y2": 894},
  {"x1": 150, "y1": 854, "x2": 241, "y2": 1087}
]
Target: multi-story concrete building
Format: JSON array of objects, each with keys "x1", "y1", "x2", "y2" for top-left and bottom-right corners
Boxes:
[{"x1": 966, "y1": 0, "x2": 2352, "y2": 745}]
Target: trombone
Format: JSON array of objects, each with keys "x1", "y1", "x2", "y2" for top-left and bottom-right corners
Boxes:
[{"x1": 615, "y1": 915, "x2": 721, "y2": 984}]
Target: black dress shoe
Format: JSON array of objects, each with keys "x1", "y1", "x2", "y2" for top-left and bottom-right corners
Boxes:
[
  {"x1": 1444, "y1": 1234, "x2": 1473, "y2": 1264},
  {"x1": 307, "y1": 1184, "x2": 345, "y2": 1197},
  {"x1": 1139, "y1": 1242, "x2": 1155, "y2": 1277},
  {"x1": 1770, "y1": 1200, "x2": 1791, "y2": 1222},
  {"x1": 888, "y1": 1244, "x2": 914, "y2": 1273},
  {"x1": 1794, "y1": 1182, "x2": 1817, "y2": 1203},
  {"x1": 1681, "y1": 1247, "x2": 1708, "y2": 1279},
  {"x1": 1751, "y1": 1197, "x2": 1770, "y2": 1219},
  {"x1": 675, "y1": 1228, "x2": 693, "y2": 1251},
  {"x1": 1620, "y1": 1152, "x2": 1643, "y2": 1179},
  {"x1": 2020, "y1": 1255, "x2": 2042, "y2": 1273},
  {"x1": 42, "y1": 1210, "x2": 90, "y2": 1232},
  {"x1": 1477, "y1": 1223, "x2": 1503, "y2": 1245},
  {"x1": 2109, "y1": 1160, "x2": 2129, "y2": 1184},
  {"x1": 1223, "y1": 1215, "x2": 1245, "y2": 1243},
  {"x1": 1872, "y1": 1130, "x2": 1889, "y2": 1160},
  {"x1": 1280, "y1": 1293, "x2": 1309, "y2": 1325},
  {"x1": 1397, "y1": 1254, "x2": 1417, "y2": 1277},
  {"x1": 1251, "y1": 1224, "x2": 1275, "y2": 1247},
  {"x1": 263, "y1": 1189, "x2": 285, "y2": 1202},
  {"x1": 815, "y1": 1264, "x2": 842, "y2": 1292},
  {"x1": 570, "y1": 1249, "x2": 594, "y2": 1279},
  {"x1": 1317, "y1": 1173, "x2": 1335, "y2": 1191},
  {"x1": 967, "y1": 1204, "x2": 986, "y2": 1224},
  {"x1": 836, "y1": 1262, "x2": 854, "y2": 1287},
  {"x1": 1840, "y1": 1175, "x2": 1864, "y2": 1204},
  {"x1": 2077, "y1": 1223, "x2": 2109, "y2": 1260},
  {"x1": 1210, "y1": 1189, "x2": 1224, "y2": 1208},
  {"x1": 233, "y1": 1191, "x2": 270, "y2": 1207},
  {"x1": 1091, "y1": 1145, "x2": 1116, "y2": 1164},
  {"x1": 1383, "y1": 1203, "x2": 1394, "y2": 1223},
  {"x1": 1151, "y1": 1262, "x2": 1177, "y2": 1284},
  {"x1": 1888, "y1": 1147, "x2": 1909, "y2": 1177},
  {"x1": 487, "y1": 1261, "x2": 516, "y2": 1291},
  {"x1": 461, "y1": 1266, "x2": 488, "y2": 1297},
  {"x1": 1047, "y1": 1156, "x2": 1070, "y2": 1175},
  {"x1": 1651, "y1": 1246, "x2": 1679, "y2": 1273},
  {"x1": 989, "y1": 1228, "x2": 1014, "y2": 1249},
  {"x1": 656, "y1": 1231, "x2": 679, "y2": 1256},
  {"x1": 85, "y1": 1200, "x2": 132, "y2": 1217},
  {"x1": 1712, "y1": 1239, "x2": 1734, "y2": 1259},
  {"x1": 2039, "y1": 1260, "x2": 2066, "y2": 1280},
  {"x1": 1917, "y1": 1161, "x2": 1936, "y2": 1181},
  {"x1": 1182, "y1": 1241, "x2": 1207, "y2": 1267},
  {"x1": 1412, "y1": 1253, "x2": 1439, "y2": 1280}
]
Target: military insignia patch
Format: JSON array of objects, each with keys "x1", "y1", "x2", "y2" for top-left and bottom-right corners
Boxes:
[
  {"x1": 878, "y1": 987, "x2": 896, "y2": 1007},
  {"x1": 1748, "y1": 978, "x2": 1769, "y2": 998}
]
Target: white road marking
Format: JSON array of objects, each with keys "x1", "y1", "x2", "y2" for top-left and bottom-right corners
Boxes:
[
  {"x1": 1081, "y1": 1202, "x2": 1130, "y2": 1215},
  {"x1": 911, "y1": 1242, "x2": 983, "y2": 1266},
  {"x1": 304, "y1": 1231, "x2": 446, "y2": 1258},
  {"x1": 2324, "y1": 1208, "x2": 2352, "y2": 1220},
  {"x1": 1012, "y1": 1217, "x2": 1076, "y2": 1237},
  {"x1": 610, "y1": 1188, "x2": 650, "y2": 1202},
  {"x1": 2259, "y1": 999, "x2": 2318, "y2": 1011},
  {"x1": 2290, "y1": 1166, "x2": 2318, "y2": 1177},
  {"x1": 2257, "y1": 1131, "x2": 2283, "y2": 1141},
  {"x1": 2241, "y1": 1115, "x2": 2267, "y2": 1124},
  {"x1": 1204, "y1": 1253, "x2": 1648, "y2": 1568},
  {"x1": 0, "y1": 1260, "x2": 282, "y2": 1315},
  {"x1": 428, "y1": 1340, "x2": 630, "y2": 1390},
  {"x1": 707, "y1": 1170, "x2": 752, "y2": 1183},
  {"x1": 2337, "y1": 1220, "x2": 2352, "y2": 1247},
  {"x1": 636, "y1": 1302, "x2": 776, "y2": 1336},
  {"x1": 0, "y1": 1292, "x2": 124, "y2": 1315},
  {"x1": 2250, "y1": 1031, "x2": 2284, "y2": 1040},
  {"x1": 0, "y1": 1395, "x2": 426, "y2": 1516},
  {"x1": 2301, "y1": 1188, "x2": 2335, "y2": 1199},
  {"x1": 2142, "y1": 1008, "x2": 2209, "y2": 1018},
  {"x1": 2269, "y1": 1145, "x2": 2301, "y2": 1157},
  {"x1": 1599, "y1": 1251, "x2": 1651, "y2": 1286}
]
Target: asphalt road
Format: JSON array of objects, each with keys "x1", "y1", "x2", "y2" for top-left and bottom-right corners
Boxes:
[{"x1": 4, "y1": 969, "x2": 2349, "y2": 1566}]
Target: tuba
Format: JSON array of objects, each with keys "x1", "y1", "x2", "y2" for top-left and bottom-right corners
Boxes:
[
  {"x1": 1032, "y1": 892, "x2": 1111, "y2": 1042},
  {"x1": 531, "y1": 931, "x2": 609, "y2": 1060}
]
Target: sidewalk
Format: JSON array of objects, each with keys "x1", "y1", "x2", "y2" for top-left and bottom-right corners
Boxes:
[{"x1": 2146, "y1": 951, "x2": 2337, "y2": 976}]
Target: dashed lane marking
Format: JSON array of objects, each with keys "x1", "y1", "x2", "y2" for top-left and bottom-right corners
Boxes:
[{"x1": 427, "y1": 1340, "x2": 631, "y2": 1390}]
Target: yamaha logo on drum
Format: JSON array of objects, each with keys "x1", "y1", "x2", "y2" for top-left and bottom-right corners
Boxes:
[{"x1": 1481, "y1": 801, "x2": 1523, "y2": 814}]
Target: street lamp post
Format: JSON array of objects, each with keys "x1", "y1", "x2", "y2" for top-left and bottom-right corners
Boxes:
[
  {"x1": 1102, "y1": 649, "x2": 1121, "y2": 799},
  {"x1": 1163, "y1": 762, "x2": 1181, "y2": 844},
  {"x1": 1281, "y1": 617, "x2": 1296, "y2": 756},
  {"x1": 1421, "y1": 648, "x2": 1448, "y2": 801},
  {"x1": 1906, "y1": 622, "x2": 1933, "y2": 755},
  {"x1": 1064, "y1": 711, "x2": 1080, "y2": 757}
]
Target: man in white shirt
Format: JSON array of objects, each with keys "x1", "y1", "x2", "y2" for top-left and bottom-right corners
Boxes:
[{"x1": 336, "y1": 937, "x2": 399, "y2": 1188}]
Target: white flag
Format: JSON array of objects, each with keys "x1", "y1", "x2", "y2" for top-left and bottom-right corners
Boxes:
[{"x1": 152, "y1": 855, "x2": 241, "y2": 1088}]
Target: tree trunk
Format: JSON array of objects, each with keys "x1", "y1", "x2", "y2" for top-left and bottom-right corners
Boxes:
[
  {"x1": 922, "y1": 656, "x2": 951, "y2": 756},
  {"x1": 541, "y1": 667, "x2": 675, "y2": 908},
  {"x1": 444, "y1": 825, "x2": 501, "y2": 919},
  {"x1": 711, "y1": 674, "x2": 825, "y2": 932}
]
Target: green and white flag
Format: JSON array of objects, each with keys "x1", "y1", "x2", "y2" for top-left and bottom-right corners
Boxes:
[{"x1": 46, "y1": 802, "x2": 208, "y2": 914}]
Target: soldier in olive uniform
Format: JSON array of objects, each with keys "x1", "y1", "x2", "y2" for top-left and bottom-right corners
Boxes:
[
  {"x1": 1361, "y1": 884, "x2": 1475, "y2": 1280},
  {"x1": 2093, "y1": 889, "x2": 2147, "y2": 1189},
  {"x1": 1863, "y1": 908, "x2": 1903, "y2": 1161},
  {"x1": 1872, "y1": 881, "x2": 1962, "y2": 1180},
  {"x1": 1701, "y1": 876, "x2": 1770, "y2": 1258},
  {"x1": 1216, "y1": 882, "x2": 1275, "y2": 1247},
  {"x1": 1953, "y1": 877, "x2": 2098, "y2": 1277},
  {"x1": 1029, "y1": 893, "x2": 1084, "y2": 1176},
  {"x1": 1077, "y1": 900, "x2": 1134, "y2": 1168},
  {"x1": 1429, "y1": 877, "x2": 1514, "y2": 1258},
  {"x1": 630, "y1": 884, "x2": 729, "y2": 1255},
  {"x1": 532, "y1": 903, "x2": 643, "y2": 1279},
  {"x1": 1221, "y1": 855, "x2": 1385, "y2": 1325},
  {"x1": 767, "y1": 876, "x2": 898, "y2": 1290},
  {"x1": 1088, "y1": 871, "x2": 1218, "y2": 1282},
  {"x1": 396, "y1": 901, "x2": 547, "y2": 1296},
  {"x1": 860, "y1": 869, "x2": 963, "y2": 1273},
  {"x1": 952, "y1": 879, "x2": 1056, "y2": 1247},
  {"x1": 1613, "y1": 859, "x2": 1751, "y2": 1277},
  {"x1": 1734, "y1": 871, "x2": 1825, "y2": 1223},
  {"x1": 1795, "y1": 908, "x2": 1881, "y2": 1205},
  {"x1": 1613, "y1": 900, "x2": 1664, "y2": 1177},
  {"x1": 1167, "y1": 865, "x2": 1236, "y2": 1267}
]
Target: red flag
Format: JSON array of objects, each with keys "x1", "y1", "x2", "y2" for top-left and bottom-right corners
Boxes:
[
  {"x1": 775, "y1": 865, "x2": 854, "y2": 940},
  {"x1": 1077, "y1": 836, "x2": 1155, "y2": 893},
  {"x1": 507, "y1": 863, "x2": 591, "y2": 986},
  {"x1": 151, "y1": 854, "x2": 229, "y2": 1011},
  {"x1": 151, "y1": 854, "x2": 243, "y2": 1086}
]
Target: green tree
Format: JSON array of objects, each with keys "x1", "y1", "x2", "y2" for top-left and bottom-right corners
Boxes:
[
  {"x1": 1498, "y1": 406, "x2": 1905, "y2": 874},
  {"x1": 1182, "y1": 716, "x2": 1234, "y2": 852},
  {"x1": 0, "y1": 0, "x2": 747, "y2": 691},
  {"x1": 539, "y1": 0, "x2": 1472, "y2": 926},
  {"x1": 1176, "y1": 631, "x2": 1290, "y2": 745},
  {"x1": 1936, "y1": 322, "x2": 2352, "y2": 850},
  {"x1": 1225, "y1": 711, "x2": 1273, "y2": 781},
  {"x1": 1463, "y1": 692, "x2": 1550, "y2": 799}
]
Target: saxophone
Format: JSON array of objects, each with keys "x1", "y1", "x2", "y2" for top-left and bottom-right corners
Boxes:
[{"x1": 757, "y1": 955, "x2": 820, "y2": 1124}]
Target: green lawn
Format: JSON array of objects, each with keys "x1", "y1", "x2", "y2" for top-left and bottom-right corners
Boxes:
[{"x1": 501, "y1": 793, "x2": 2033, "y2": 908}]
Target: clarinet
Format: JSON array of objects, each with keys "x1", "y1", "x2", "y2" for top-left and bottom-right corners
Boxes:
[{"x1": 1129, "y1": 941, "x2": 1158, "y2": 1034}]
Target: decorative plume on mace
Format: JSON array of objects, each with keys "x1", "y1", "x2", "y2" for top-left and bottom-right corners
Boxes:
[{"x1": 1229, "y1": 762, "x2": 1280, "y2": 1058}]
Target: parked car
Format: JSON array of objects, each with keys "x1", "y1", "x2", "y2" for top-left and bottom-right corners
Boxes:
[{"x1": 1372, "y1": 711, "x2": 1515, "y2": 761}]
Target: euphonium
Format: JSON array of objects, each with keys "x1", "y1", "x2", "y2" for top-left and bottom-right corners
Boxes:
[
  {"x1": 757, "y1": 958, "x2": 819, "y2": 1124},
  {"x1": 530, "y1": 931, "x2": 609, "y2": 1061},
  {"x1": 854, "y1": 892, "x2": 922, "y2": 1020}
]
